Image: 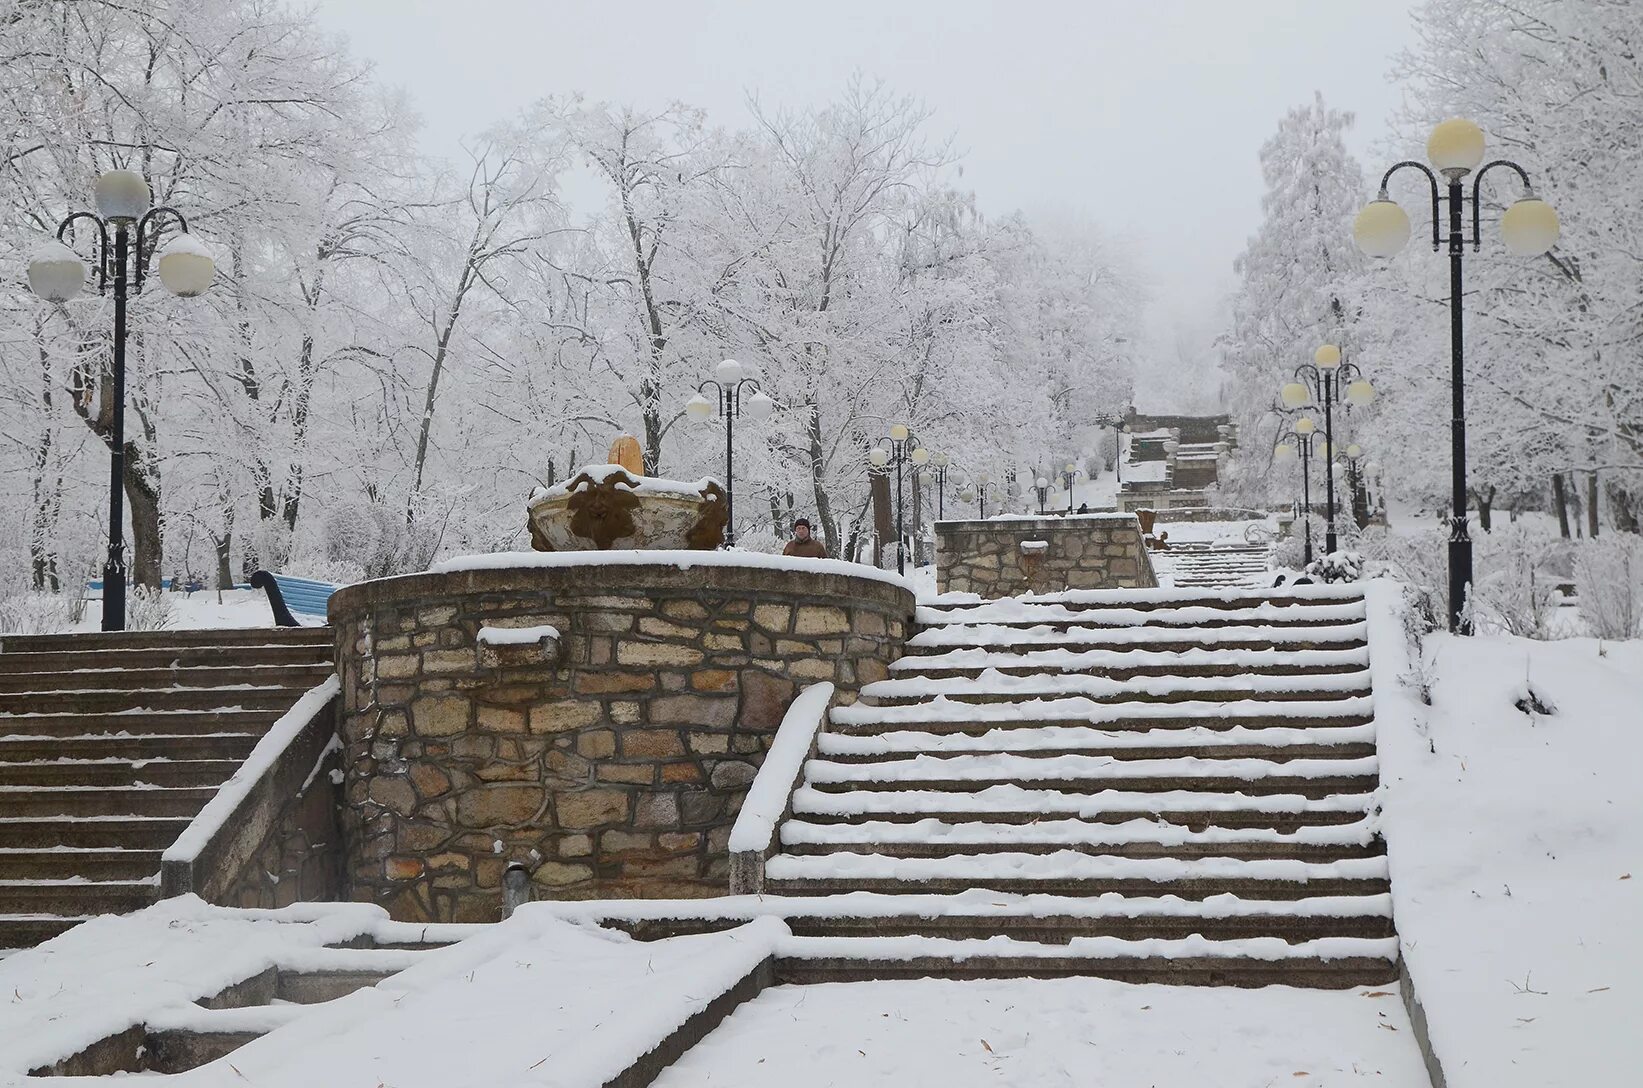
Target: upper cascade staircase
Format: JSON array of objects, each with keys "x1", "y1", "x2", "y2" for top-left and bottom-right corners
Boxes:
[
  {"x1": 758, "y1": 584, "x2": 1393, "y2": 985},
  {"x1": 0, "y1": 626, "x2": 334, "y2": 954},
  {"x1": 1152, "y1": 541, "x2": 1275, "y2": 589}
]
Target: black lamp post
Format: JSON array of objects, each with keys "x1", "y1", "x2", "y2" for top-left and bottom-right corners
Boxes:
[
  {"x1": 1061, "y1": 461, "x2": 1081, "y2": 515},
  {"x1": 930, "y1": 452, "x2": 950, "y2": 520},
  {"x1": 28, "y1": 170, "x2": 215, "y2": 631},
  {"x1": 1280, "y1": 345, "x2": 1375, "y2": 555},
  {"x1": 1276, "y1": 421, "x2": 1323, "y2": 566},
  {"x1": 1095, "y1": 411, "x2": 1130, "y2": 485},
  {"x1": 685, "y1": 359, "x2": 775, "y2": 547},
  {"x1": 1033, "y1": 475, "x2": 1050, "y2": 516},
  {"x1": 974, "y1": 473, "x2": 992, "y2": 519},
  {"x1": 1357, "y1": 118, "x2": 1561, "y2": 634},
  {"x1": 869, "y1": 424, "x2": 925, "y2": 575}
]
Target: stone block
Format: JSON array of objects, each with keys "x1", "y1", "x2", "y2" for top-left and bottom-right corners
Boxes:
[
  {"x1": 637, "y1": 616, "x2": 700, "y2": 640},
  {"x1": 412, "y1": 695, "x2": 469, "y2": 737},
  {"x1": 660, "y1": 600, "x2": 710, "y2": 621},
  {"x1": 555, "y1": 789, "x2": 629, "y2": 829},
  {"x1": 530, "y1": 861, "x2": 593, "y2": 886},
  {"x1": 623, "y1": 729, "x2": 686, "y2": 758},
  {"x1": 422, "y1": 649, "x2": 474, "y2": 674},
  {"x1": 738, "y1": 670, "x2": 795, "y2": 731},
  {"x1": 456, "y1": 785, "x2": 545, "y2": 826},
  {"x1": 753, "y1": 604, "x2": 792, "y2": 632},
  {"x1": 649, "y1": 694, "x2": 737, "y2": 727},
  {"x1": 596, "y1": 763, "x2": 654, "y2": 785},
  {"x1": 385, "y1": 856, "x2": 424, "y2": 881},
  {"x1": 794, "y1": 605, "x2": 851, "y2": 635},
  {"x1": 528, "y1": 700, "x2": 602, "y2": 733},
  {"x1": 691, "y1": 669, "x2": 738, "y2": 692},
  {"x1": 575, "y1": 671, "x2": 655, "y2": 694},
  {"x1": 709, "y1": 760, "x2": 757, "y2": 789},
  {"x1": 634, "y1": 793, "x2": 680, "y2": 829},
  {"x1": 617, "y1": 641, "x2": 705, "y2": 667},
  {"x1": 475, "y1": 705, "x2": 527, "y2": 733},
  {"x1": 576, "y1": 730, "x2": 616, "y2": 758},
  {"x1": 375, "y1": 654, "x2": 420, "y2": 680}
]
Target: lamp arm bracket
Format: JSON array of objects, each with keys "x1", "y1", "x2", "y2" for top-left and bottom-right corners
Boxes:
[
  {"x1": 1379, "y1": 161, "x2": 1442, "y2": 251},
  {"x1": 131, "y1": 207, "x2": 190, "y2": 291},
  {"x1": 55, "y1": 212, "x2": 111, "y2": 292},
  {"x1": 1470, "y1": 160, "x2": 1534, "y2": 250}
]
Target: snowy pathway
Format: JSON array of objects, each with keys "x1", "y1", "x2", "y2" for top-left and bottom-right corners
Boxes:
[{"x1": 655, "y1": 977, "x2": 1430, "y2": 1087}]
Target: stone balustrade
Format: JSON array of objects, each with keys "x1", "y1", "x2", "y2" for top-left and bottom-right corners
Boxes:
[
  {"x1": 935, "y1": 514, "x2": 1157, "y2": 597},
  {"x1": 327, "y1": 557, "x2": 912, "y2": 922}
]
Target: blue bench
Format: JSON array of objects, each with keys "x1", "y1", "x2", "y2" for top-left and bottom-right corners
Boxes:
[{"x1": 249, "y1": 571, "x2": 339, "y2": 627}]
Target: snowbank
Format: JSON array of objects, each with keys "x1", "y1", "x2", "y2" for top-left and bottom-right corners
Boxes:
[
  {"x1": 1367, "y1": 579, "x2": 1643, "y2": 1087},
  {"x1": 209, "y1": 912, "x2": 785, "y2": 1087},
  {"x1": 653, "y1": 976, "x2": 1429, "y2": 1087}
]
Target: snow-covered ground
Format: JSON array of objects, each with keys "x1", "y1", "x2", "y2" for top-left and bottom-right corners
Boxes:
[
  {"x1": 653, "y1": 977, "x2": 1429, "y2": 1087},
  {"x1": 69, "y1": 588, "x2": 279, "y2": 631},
  {"x1": 1367, "y1": 581, "x2": 1642, "y2": 1087}
]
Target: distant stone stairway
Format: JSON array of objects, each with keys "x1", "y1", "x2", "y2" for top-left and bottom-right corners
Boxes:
[
  {"x1": 0, "y1": 626, "x2": 334, "y2": 953},
  {"x1": 1152, "y1": 542, "x2": 1274, "y2": 589},
  {"x1": 758, "y1": 586, "x2": 1395, "y2": 986}
]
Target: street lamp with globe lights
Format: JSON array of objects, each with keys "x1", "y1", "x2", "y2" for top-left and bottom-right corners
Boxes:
[
  {"x1": 1279, "y1": 344, "x2": 1376, "y2": 555},
  {"x1": 684, "y1": 358, "x2": 775, "y2": 547},
  {"x1": 28, "y1": 169, "x2": 216, "y2": 631},
  {"x1": 929, "y1": 452, "x2": 951, "y2": 520},
  {"x1": 1033, "y1": 476, "x2": 1050, "y2": 516},
  {"x1": 867, "y1": 424, "x2": 922, "y2": 574},
  {"x1": 1356, "y1": 118, "x2": 1560, "y2": 633},
  {"x1": 1274, "y1": 417, "x2": 1326, "y2": 566}
]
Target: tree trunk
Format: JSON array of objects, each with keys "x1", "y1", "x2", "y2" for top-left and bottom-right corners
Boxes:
[
  {"x1": 1587, "y1": 471, "x2": 1600, "y2": 539},
  {"x1": 1608, "y1": 481, "x2": 1640, "y2": 534},
  {"x1": 1552, "y1": 473, "x2": 1571, "y2": 538},
  {"x1": 806, "y1": 406, "x2": 839, "y2": 557},
  {"x1": 125, "y1": 439, "x2": 163, "y2": 591}
]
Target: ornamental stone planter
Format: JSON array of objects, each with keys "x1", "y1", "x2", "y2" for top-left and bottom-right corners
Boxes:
[
  {"x1": 327, "y1": 556, "x2": 912, "y2": 923},
  {"x1": 935, "y1": 514, "x2": 1158, "y2": 597}
]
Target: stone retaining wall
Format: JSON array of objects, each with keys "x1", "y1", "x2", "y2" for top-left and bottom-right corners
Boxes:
[
  {"x1": 327, "y1": 560, "x2": 913, "y2": 922},
  {"x1": 935, "y1": 515, "x2": 1157, "y2": 597}
]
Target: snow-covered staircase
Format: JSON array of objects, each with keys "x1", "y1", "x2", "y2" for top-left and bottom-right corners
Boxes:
[
  {"x1": 762, "y1": 586, "x2": 1395, "y2": 986},
  {"x1": 0, "y1": 627, "x2": 334, "y2": 953},
  {"x1": 1152, "y1": 541, "x2": 1274, "y2": 589}
]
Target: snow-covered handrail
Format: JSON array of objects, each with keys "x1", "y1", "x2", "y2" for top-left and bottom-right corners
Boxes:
[
  {"x1": 727, "y1": 681, "x2": 834, "y2": 894},
  {"x1": 160, "y1": 674, "x2": 341, "y2": 901}
]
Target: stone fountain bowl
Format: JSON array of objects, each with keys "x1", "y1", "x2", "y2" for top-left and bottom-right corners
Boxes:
[{"x1": 527, "y1": 465, "x2": 727, "y2": 551}]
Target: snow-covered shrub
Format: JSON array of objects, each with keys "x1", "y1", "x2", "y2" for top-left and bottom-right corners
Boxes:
[
  {"x1": 0, "y1": 592, "x2": 72, "y2": 635},
  {"x1": 727, "y1": 525, "x2": 783, "y2": 556},
  {"x1": 125, "y1": 585, "x2": 174, "y2": 631},
  {"x1": 1272, "y1": 513, "x2": 1329, "y2": 571},
  {"x1": 320, "y1": 503, "x2": 441, "y2": 579},
  {"x1": 1573, "y1": 535, "x2": 1643, "y2": 640},
  {"x1": 1472, "y1": 525, "x2": 1563, "y2": 639},
  {"x1": 285, "y1": 556, "x2": 367, "y2": 588},
  {"x1": 1305, "y1": 551, "x2": 1363, "y2": 584}
]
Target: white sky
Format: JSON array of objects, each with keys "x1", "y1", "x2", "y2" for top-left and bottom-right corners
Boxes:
[{"x1": 310, "y1": 0, "x2": 1423, "y2": 402}]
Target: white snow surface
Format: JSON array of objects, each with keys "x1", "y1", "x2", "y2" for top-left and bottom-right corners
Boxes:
[
  {"x1": 791, "y1": 784, "x2": 1373, "y2": 817},
  {"x1": 161, "y1": 673, "x2": 340, "y2": 864},
  {"x1": 907, "y1": 619, "x2": 1370, "y2": 647},
  {"x1": 764, "y1": 849, "x2": 1387, "y2": 883},
  {"x1": 831, "y1": 693, "x2": 1374, "y2": 725},
  {"x1": 652, "y1": 977, "x2": 1429, "y2": 1087},
  {"x1": 429, "y1": 548, "x2": 913, "y2": 593},
  {"x1": 858, "y1": 668, "x2": 1370, "y2": 699},
  {"x1": 1365, "y1": 579, "x2": 1643, "y2": 1088},
  {"x1": 818, "y1": 722, "x2": 1375, "y2": 756},
  {"x1": 476, "y1": 623, "x2": 560, "y2": 646},
  {"x1": 803, "y1": 752, "x2": 1379, "y2": 784},
  {"x1": 527, "y1": 462, "x2": 720, "y2": 503},
  {"x1": 727, "y1": 681, "x2": 832, "y2": 853},
  {"x1": 191, "y1": 913, "x2": 786, "y2": 1088}
]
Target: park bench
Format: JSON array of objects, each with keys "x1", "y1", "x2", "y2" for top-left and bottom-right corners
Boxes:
[{"x1": 249, "y1": 570, "x2": 339, "y2": 627}]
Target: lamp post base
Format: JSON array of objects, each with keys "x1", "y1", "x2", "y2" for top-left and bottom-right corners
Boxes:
[
  {"x1": 100, "y1": 565, "x2": 126, "y2": 633},
  {"x1": 1447, "y1": 521, "x2": 1473, "y2": 635}
]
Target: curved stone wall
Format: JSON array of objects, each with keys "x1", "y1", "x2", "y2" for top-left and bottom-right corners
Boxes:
[{"x1": 328, "y1": 557, "x2": 913, "y2": 922}]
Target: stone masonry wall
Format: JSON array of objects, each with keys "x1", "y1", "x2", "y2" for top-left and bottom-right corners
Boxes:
[
  {"x1": 327, "y1": 561, "x2": 913, "y2": 923},
  {"x1": 219, "y1": 749, "x2": 346, "y2": 909},
  {"x1": 936, "y1": 514, "x2": 1158, "y2": 597}
]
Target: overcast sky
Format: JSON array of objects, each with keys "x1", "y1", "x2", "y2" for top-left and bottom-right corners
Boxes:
[{"x1": 310, "y1": 0, "x2": 1423, "y2": 393}]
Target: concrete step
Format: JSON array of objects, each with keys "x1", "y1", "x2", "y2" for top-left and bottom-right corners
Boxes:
[
  {"x1": 817, "y1": 739, "x2": 1378, "y2": 764},
  {"x1": 0, "y1": 817, "x2": 190, "y2": 849},
  {"x1": 790, "y1": 787, "x2": 1375, "y2": 830},
  {"x1": 0, "y1": 709, "x2": 279, "y2": 739},
  {"x1": 0, "y1": 878, "x2": 158, "y2": 915},
  {"x1": 0, "y1": 686, "x2": 311, "y2": 716},
  {"x1": 0, "y1": 848, "x2": 161, "y2": 881},
  {"x1": 904, "y1": 623, "x2": 1370, "y2": 655},
  {"x1": 828, "y1": 706, "x2": 1375, "y2": 736},
  {"x1": 0, "y1": 644, "x2": 332, "y2": 674},
  {"x1": 0, "y1": 663, "x2": 333, "y2": 693},
  {"x1": 777, "y1": 912, "x2": 1394, "y2": 944},
  {"x1": 775, "y1": 946, "x2": 1397, "y2": 987},
  {"x1": 0, "y1": 733, "x2": 260, "y2": 763},
  {"x1": 0, "y1": 785, "x2": 217, "y2": 818},
  {"x1": 0, "y1": 912, "x2": 91, "y2": 947},
  {"x1": 0, "y1": 759, "x2": 243, "y2": 789},
  {"x1": 0, "y1": 627, "x2": 333, "y2": 654},
  {"x1": 763, "y1": 872, "x2": 1390, "y2": 900},
  {"x1": 779, "y1": 818, "x2": 1384, "y2": 863},
  {"x1": 858, "y1": 674, "x2": 1372, "y2": 708},
  {"x1": 889, "y1": 660, "x2": 1368, "y2": 681}
]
